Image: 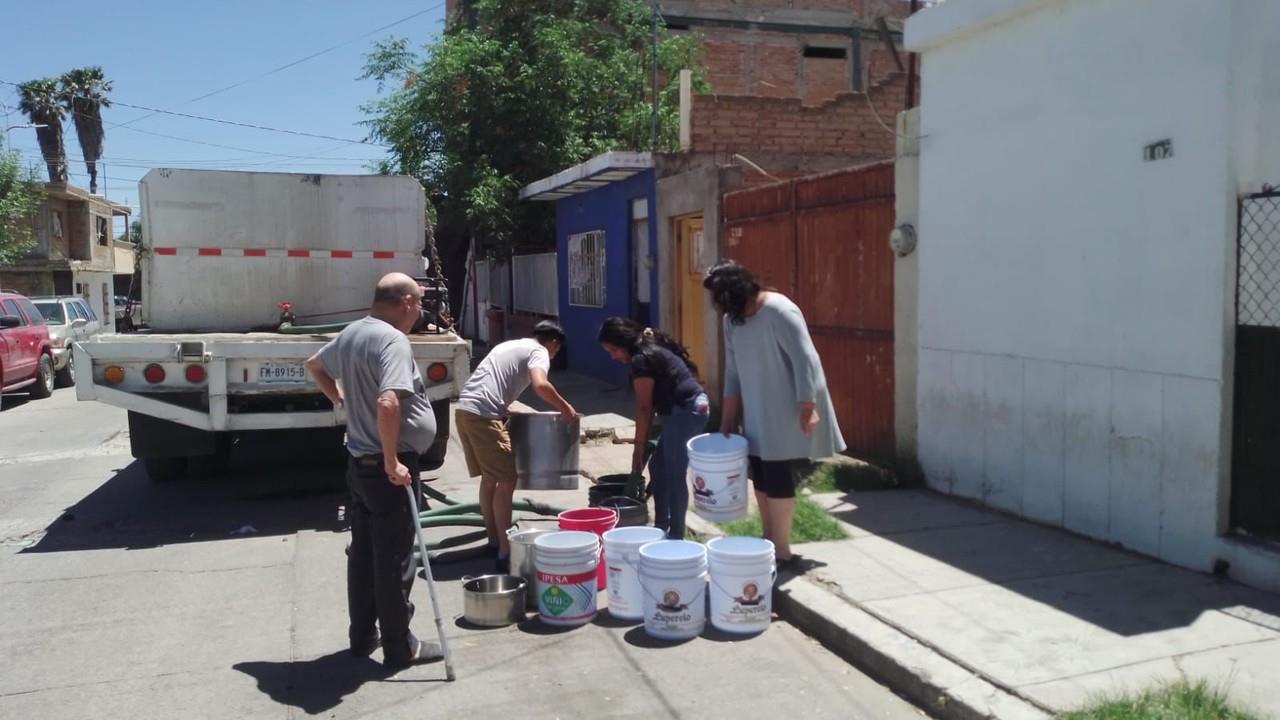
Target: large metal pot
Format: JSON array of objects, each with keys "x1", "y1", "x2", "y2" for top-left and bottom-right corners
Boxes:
[
  {"x1": 509, "y1": 411, "x2": 580, "y2": 490},
  {"x1": 461, "y1": 574, "x2": 527, "y2": 627},
  {"x1": 507, "y1": 527, "x2": 555, "y2": 608}
]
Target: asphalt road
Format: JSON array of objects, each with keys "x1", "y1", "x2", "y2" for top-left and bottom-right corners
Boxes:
[{"x1": 0, "y1": 387, "x2": 924, "y2": 719}]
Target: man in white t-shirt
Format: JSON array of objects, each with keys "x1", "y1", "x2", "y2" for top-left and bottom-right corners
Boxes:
[{"x1": 455, "y1": 321, "x2": 576, "y2": 571}]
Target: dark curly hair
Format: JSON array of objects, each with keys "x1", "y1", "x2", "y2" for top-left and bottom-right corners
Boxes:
[
  {"x1": 702, "y1": 260, "x2": 761, "y2": 325},
  {"x1": 597, "y1": 317, "x2": 698, "y2": 376}
]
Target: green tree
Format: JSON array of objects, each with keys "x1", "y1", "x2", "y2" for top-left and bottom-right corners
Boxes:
[
  {"x1": 0, "y1": 146, "x2": 45, "y2": 264},
  {"x1": 360, "y1": 0, "x2": 704, "y2": 307},
  {"x1": 61, "y1": 67, "x2": 113, "y2": 194},
  {"x1": 17, "y1": 78, "x2": 67, "y2": 184}
]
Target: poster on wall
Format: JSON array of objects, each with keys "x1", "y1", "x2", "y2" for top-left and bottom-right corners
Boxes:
[{"x1": 568, "y1": 230, "x2": 606, "y2": 308}]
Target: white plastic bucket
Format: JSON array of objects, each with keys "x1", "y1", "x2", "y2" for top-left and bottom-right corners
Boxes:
[
  {"x1": 687, "y1": 433, "x2": 750, "y2": 522},
  {"x1": 637, "y1": 540, "x2": 708, "y2": 640},
  {"x1": 534, "y1": 530, "x2": 600, "y2": 627},
  {"x1": 707, "y1": 536, "x2": 776, "y2": 635},
  {"x1": 603, "y1": 526, "x2": 666, "y2": 621}
]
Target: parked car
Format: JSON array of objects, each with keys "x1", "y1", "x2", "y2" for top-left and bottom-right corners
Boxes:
[
  {"x1": 114, "y1": 295, "x2": 140, "y2": 332},
  {"x1": 32, "y1": 296, "x2": 104, "y2": 387},
  {"x1": 0, "y1": 290, "x2": 54, "y2": 408}
]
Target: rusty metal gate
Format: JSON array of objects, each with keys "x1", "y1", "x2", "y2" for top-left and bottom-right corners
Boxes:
[
  {"x1": 723, "y1": 162, "x2": 896, "y2": 464},
  {"x1": 1232, "y1": 187, "x2": 1280, "y2": 541}
]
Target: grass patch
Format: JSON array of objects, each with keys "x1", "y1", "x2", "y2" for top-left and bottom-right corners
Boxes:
[
  {"x1": 716, "y1": 496, "x2": 847, "y2": 543},
  {"x1": 1059, "y1": 680, "x2": 1257, "y2": 720},
  {"x1": 799, "y1": 460, "x2": 896, "y2": 493}
]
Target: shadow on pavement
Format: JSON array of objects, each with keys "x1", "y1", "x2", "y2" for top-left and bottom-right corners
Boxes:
[
  {"x1": 622, "y1": 625, "x2": 695, "y2": 649},
  {"x1": 233, "y1": 651, "x2": 404, "y2": 716},
  {"x1": 22, "y1": 429, "x2": 351, "y2": 553},
  {"x1": 0, "y1": 391, "x2": 33, "y2": 412},
  {"x1": 815, "y1": 488, "x2": 1280, "y2": 638}
]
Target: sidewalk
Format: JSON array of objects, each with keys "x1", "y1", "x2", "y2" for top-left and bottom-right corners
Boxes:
[
  {"x1": 519, "y1": 370, "x2": 1274, "y2": 720},
  {"x1": 776, "y1": 489, "x2": 1280, "y2": 719}
]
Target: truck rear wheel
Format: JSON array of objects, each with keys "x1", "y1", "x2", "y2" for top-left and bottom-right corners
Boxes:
[
  {"x1": 419, "y1": 400, "x2": 450, "y2": 471},
  {"x1": 143, "y1": 456, "x2": 189, "y2": 482}
]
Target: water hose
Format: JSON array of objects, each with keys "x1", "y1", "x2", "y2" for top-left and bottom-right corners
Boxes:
[{"x1": 276, "y1": 320, "x2": 355, "y2": 334}]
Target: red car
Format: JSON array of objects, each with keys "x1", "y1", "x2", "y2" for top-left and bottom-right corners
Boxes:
[{"x1": 0, "y1": 290, "x2": 54, "y2": 408}]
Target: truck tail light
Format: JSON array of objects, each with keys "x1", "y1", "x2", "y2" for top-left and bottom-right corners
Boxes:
[
  {"x1": 104, "y1": 366, "x2": 125, "y2": 384},
  {"x1": 427, "y1": 362, "x2": 448, "y2": 383},
  {"x1": 185, "y1": 364, "x2": 206, "y2": 383},
  {"x1": 144, "y1": 364, "x2": 166, "y2": 384}
]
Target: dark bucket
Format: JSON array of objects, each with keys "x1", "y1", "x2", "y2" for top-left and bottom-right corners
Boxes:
[
  {"x1": 589, "y1": 482, "x2": 628, "y2": 506},
  {"x1": 597, "y1": 496, "x2": 649, "y2": 528}
]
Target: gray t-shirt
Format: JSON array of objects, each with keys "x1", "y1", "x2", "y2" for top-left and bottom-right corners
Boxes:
[
  {"x1": 723, "y1": 293, "x2": 845, "y2": 461},
  {"x1": 316, "y1": 316, "x2": 436, "y2": 456},
  {"x1": 455, "y1": 338, "x2": 551, "y2": 419}
]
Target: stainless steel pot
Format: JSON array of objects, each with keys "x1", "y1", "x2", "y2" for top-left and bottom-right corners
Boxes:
[
  {"x1": 461, "y1": 574, "x2": 527, "y2": 627},
  {"x1": 507, "y1": 527, "x2": 555, "y2": 608},
  {"x1": 509, "y1": 411, "x2": 580, "y2": 490}
]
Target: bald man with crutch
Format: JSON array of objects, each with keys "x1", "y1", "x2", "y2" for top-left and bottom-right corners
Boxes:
[{"x1": 306, "y1": 272, "x2": 453, "y2": 675}]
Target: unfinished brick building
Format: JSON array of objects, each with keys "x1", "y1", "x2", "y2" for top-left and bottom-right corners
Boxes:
[{"x1": 662, "y1": 0, "x2": 910, "y2": 105}]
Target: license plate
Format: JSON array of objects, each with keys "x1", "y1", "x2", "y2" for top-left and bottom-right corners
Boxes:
[{"x1": 258, "y1": 362, "x2": 308, "y2": 384}]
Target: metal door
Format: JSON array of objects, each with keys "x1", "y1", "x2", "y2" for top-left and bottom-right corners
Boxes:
[
  {"x1": 723, "y1": 162, "x2": 896, "y2": 464},
  {"x1": 1232, "y1": 188, "x2": 1280, "y2": 540}
]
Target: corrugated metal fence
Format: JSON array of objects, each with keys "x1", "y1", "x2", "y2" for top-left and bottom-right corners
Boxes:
[{"x1": 723, "y1": 161, "x2": 896, "y2": 464}]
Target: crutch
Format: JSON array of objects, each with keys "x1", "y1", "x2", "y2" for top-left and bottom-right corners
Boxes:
[{"x1": 405, "y1": 485, "x2": 456, "y2": 681}]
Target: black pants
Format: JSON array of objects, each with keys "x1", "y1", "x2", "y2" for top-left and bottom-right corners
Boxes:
[{"x1": 346, "y1": 451, "x2": 421, "y2": 665}]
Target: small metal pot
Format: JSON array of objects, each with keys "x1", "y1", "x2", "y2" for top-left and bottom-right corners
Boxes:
[
  {"x1": 461, "y1": 574, "x2": 527, "y2": 627},
  {"x1": 507, "y1": 527, "x2": 555, "y2": 608}
]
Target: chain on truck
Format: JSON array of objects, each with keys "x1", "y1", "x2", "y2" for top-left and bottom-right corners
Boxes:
[{"x1": 73, "y1": 169, "x2": 471, "y2": 482}]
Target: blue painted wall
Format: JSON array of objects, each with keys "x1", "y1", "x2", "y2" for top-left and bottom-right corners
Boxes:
[{"x1": 555, "y1": 169, "x2": 657, "y2": 385}]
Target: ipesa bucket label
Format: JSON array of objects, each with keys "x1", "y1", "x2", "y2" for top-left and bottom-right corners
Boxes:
[{"x1": 537, "y1": 568, "x2": 596, "y2": 623}]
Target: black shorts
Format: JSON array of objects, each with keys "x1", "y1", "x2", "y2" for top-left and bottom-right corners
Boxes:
[{"x1": 748, "y1": 457, "x2": 804, "y2": 499}]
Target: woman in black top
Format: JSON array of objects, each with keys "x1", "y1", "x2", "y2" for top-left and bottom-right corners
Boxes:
[{"x1": 598, "y1": 317, "x2": 708, "y2": 539}]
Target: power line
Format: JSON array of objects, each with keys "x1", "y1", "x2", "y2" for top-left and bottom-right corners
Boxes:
[
  {"x1": 110, "y1": 101, "x2": 385, "y2": 146},
  {"x1": 0, "y1": 79, "x2": 386, "y2": 149},
  {"x1": 11, "y1": 145, "x2": 380, "y2": 165},
  {"x1": 112, "y1": 3, "x2": 445, "y2": 129}
]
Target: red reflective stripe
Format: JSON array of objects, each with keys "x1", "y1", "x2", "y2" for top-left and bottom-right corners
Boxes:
[
  {"x1": 373, "y1": 251, "x2": 395, "y2": 259},
  {"x1": 197, "y1": 247, "x2": 222, "y2": 256},
  {"x1": 287, "y1": 249, "x2": 310, "y2": 258},
  {"x1": 154, "y1": 247, "x2": 177, "y2": 255},
  {"x1": 243, "y1": 248, "x2": 267, "y2": 257},
  {"x1": 331, "y1": 250, "x2": 353, "y2": 259}
]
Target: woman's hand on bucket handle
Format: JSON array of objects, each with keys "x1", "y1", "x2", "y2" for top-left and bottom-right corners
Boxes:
[{"x1": 798, "y1": 402, "x2": 819, "y2": 435}]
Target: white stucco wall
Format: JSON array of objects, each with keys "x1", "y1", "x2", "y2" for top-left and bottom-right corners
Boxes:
[{"x1": 906, "y1": 0, "x2": 1280, "y2": 588}]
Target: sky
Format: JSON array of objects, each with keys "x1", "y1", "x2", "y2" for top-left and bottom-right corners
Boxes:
[{"x1": 1, "y1": 0, "x2": 447, "y2": 234}]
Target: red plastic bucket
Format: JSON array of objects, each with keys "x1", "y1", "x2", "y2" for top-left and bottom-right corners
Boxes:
[{"x1": 558, "y1": 507, "x2": 619, "y2": 589}]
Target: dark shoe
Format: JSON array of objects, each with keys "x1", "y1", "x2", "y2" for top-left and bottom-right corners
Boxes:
[
  {"x1": 486, "y1": 543, "x2": 500, "y2": 557},
  {"x1": 384, "y1": 637, "x2": 443, "y2": 670},
  {"x1": 495, "y1": 555, "x2": 510, "y2": 574},
  {"x1": 778, "y1": 555, "x2": 807, "y2": 574},
  {"x1": 350, "y1": 634, "x2": 379, "y2": 658}
]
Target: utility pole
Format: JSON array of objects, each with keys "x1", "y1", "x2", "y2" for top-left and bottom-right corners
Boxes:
[{"x1": 650, "y1": 2, "x2": 659, "y2": 151}]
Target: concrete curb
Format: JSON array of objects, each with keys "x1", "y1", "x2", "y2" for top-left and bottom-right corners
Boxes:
[{"x1": 772, "y1": 574, "x2": 1052, "y2": 720}]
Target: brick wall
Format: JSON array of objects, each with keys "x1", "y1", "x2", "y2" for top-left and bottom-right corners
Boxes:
[
  {"x1": 688, "y1": 72, "x2": 904, "y2": 159},
  {"x1": 683, "y1": 0, "x2": 894, "y2": 11},
  {"x1": 674, "y1": 1, "x2": 911, "y2": 105}
]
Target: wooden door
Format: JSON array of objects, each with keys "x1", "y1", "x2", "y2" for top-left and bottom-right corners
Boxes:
[{"x1": 675, "y1": 215, "x2": 707, "y2": 377}]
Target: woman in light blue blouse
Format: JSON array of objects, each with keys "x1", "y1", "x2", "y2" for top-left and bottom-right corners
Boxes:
[{"x1": 704, "y1": 261, "x2": 845, "y2": 569}]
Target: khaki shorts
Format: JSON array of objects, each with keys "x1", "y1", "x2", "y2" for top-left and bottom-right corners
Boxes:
[{"x1": 456, "y1": 410, "x2": 517, "y2": 481}]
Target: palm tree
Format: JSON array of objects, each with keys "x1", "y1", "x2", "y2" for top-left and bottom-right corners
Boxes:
[
  {"x1": 17, "y1": 78, "x2": 67, "y2": 183},
  {"x1": 61, "y1": 67, "x2": 112, "y2": 194}
]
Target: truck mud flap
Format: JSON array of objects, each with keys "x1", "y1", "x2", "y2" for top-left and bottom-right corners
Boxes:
[{"x1": 128, "y1": 411, "x2": 219, "y2": 459}]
